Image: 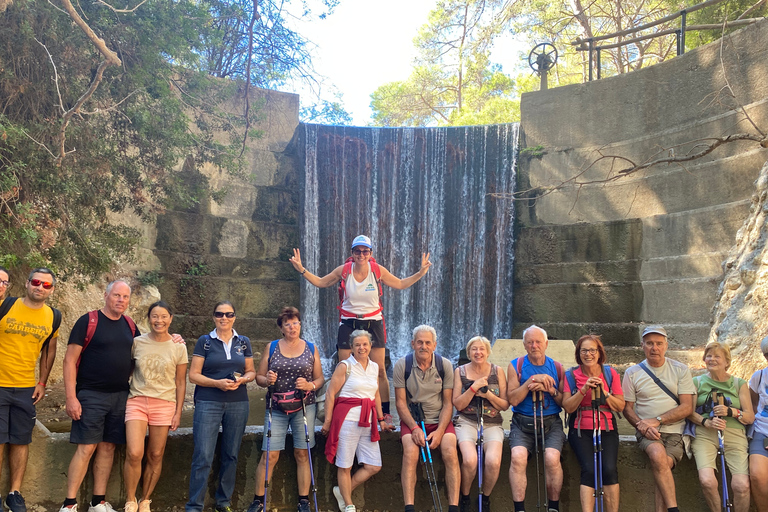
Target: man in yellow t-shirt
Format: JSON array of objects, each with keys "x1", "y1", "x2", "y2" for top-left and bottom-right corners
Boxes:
[{"x1": 0, "y1": 268, "x2": 61, "y2": 512}]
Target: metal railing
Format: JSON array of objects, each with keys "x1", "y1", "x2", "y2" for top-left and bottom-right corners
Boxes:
[{"x1": 571, "y1": 0, "x2": 764, "y2": 80}]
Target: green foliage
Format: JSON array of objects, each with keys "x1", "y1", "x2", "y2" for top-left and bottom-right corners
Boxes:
[
  {"x1": 185, "y1": 261, "x2": 211, "y2": 277},
  {"x1": 0, "y1": 0, "x2": 270, "y2": 282},
  {"x1": 370, "y1": 0, "x2": 758, "y2": 126},
  {"x1": 680, "y1": 0, "x2": 768, "y2": 47},
  {"x1": 301, "y1": 99, "x2": 353, "y2": 126},
  {"x1": 137, "y1": 270, "x2": 164, "y2": 288},
  {"x1": 370, "y1": 1, "x2": 525, "y2": 127},
  {"x1": 520, "y1": 144, "x2": 545, "y2": 156}
]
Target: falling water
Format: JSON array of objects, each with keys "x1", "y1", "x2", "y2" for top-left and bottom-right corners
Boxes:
[{"x1": 299, "y1": 123, "x2": 519, "y2": 362}]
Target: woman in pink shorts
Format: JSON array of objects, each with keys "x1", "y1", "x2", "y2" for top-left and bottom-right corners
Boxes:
[{"x1": 123, "y1": 301, "x2": 188, "y2": 512}]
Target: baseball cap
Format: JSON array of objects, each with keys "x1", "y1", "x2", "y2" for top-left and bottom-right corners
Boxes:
[
  {"x1": 761, "y1": 335, "x2": 768, "y2": 355},
  {"x1": 351, "y1": 235, "x2": 372, "y2": 249},
  {"x1": 642, "y1": 325, "x2": 667, "y2": 338}
]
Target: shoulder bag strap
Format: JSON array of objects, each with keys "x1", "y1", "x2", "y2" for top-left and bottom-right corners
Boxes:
[{"x1": 638, "y1": 361, "x2": 680, "y2": 405}]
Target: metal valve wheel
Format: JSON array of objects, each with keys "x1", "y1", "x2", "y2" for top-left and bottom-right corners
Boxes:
[{"x1": 528, "y1": 42, "x2": 558, "y2": 74}]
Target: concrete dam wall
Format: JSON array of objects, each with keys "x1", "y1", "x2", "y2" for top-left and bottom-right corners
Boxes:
[{"x1": 513, "y1": 19, "x2": 768, "y2": 348}]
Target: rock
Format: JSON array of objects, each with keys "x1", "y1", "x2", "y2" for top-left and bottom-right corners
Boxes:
[{"x1": 709, "y1": 159, "x2": 768, "y2": 379}]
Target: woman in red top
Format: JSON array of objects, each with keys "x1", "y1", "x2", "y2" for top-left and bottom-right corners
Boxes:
[{"x1": 562, "y1": 334, "x2": 625, "y2": 512}]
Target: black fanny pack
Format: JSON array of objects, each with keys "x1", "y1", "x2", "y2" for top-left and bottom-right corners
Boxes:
[
  {"x1": 272, "y1": 391, "x2": 303, "y2": 414},
  {"x1": 512, "y1": 413, "x2": 559, "y2": 434}
]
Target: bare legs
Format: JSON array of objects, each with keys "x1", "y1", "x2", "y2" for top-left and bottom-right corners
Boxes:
[
  {"x1": 458, "y1": 439, "x2": 503, "y2": 496},
  {"x1": 401, "y1": 432, "x2": 460, "y2": 507},
  {"x1": 698, "y1": 468, "x2": 750, "y2": 512},
  {"x1": 254, "y1": 449, "x2": 311, "y2": 496},
  {"x1": 124, "y1": 421, "x2": 170, "y2": 503},
  {"x1": 338, "y1": 464, "x2": 381, "y2": 505},
  {"x1": 750, "y1": 454, "x2": 768, "y2": 512},
  {"x1": 578, "y1": 483, "x2": 619, "y2": 512},
  {"x1": 65, "y1": 442, "x2": 117, "y2": 498},
  {"x1": 645, "y1": 443, "x2": 677, "y2": 512}
]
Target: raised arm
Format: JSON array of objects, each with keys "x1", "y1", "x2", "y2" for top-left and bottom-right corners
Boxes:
[
  {"x1": 378, "y1": 253, "x2": 431, "y2": 290},
  {"x1": 289, "y1": 248, "x2": 344, "y2": 288}
]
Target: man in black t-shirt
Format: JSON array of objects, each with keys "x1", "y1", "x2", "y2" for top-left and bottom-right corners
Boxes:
[{"x1": 59, "y1": 280, "x2": 139, "y2": 512}]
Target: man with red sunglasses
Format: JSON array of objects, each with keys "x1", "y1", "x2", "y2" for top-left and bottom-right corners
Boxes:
[{"x1": 0, "y1": 268, "x2": 61, "y2": 512}]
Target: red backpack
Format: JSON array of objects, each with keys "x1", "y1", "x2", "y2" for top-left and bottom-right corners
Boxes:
[{"x1": 337, "y1": 256, "x2": 383, "y2": 320}]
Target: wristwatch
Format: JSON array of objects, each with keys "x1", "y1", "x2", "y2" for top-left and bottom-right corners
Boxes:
[{"x1": 655, "y1": 416, "x2": 663, "y2": 425}]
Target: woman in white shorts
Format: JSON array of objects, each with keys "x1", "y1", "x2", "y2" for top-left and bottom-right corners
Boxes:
[
  {"x1": 452, "y1": 336, "x2": 508, "y2": 512},
  {"x1": 322, "y1": 330, "x2": 394, "y2": 512},
  {"x1": 123, "y1": 301, "x2": 188, "y2": 512}
]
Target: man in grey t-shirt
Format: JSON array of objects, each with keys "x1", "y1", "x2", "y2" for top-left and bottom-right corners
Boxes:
[
  {"x1": 622, "y1": 326, "x2": 695, "y2": 512},
  {"x1": 394, "y1": 325, "x2": 459, "y2": 512}
]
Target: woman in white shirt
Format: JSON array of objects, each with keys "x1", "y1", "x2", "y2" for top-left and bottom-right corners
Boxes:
[{"x1": 322, "y1": 330, "x2": 394, "y2": 512}]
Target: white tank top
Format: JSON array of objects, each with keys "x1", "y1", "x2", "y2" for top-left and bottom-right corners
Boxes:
[{"x1": 340, "y1": 263, "x2": 383, "y2": 320}]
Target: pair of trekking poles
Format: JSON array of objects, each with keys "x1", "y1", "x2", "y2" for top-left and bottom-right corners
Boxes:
[
  {"x1": 263, "y1": 386, "x2": 320, "y2": 512},
  {"x1": 409, "y1": 402, "x2": 444, "y2": 512},
  {"x1": 530, "y1": 390, "x2": 551, "y2": 512}
]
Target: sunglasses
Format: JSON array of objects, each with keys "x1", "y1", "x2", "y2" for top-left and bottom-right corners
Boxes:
[
  {"x1": 29, "y1": 279, "x2": 53, "y2": 289},
  {"x1": 214, "y1": 311, "x2": 236, "y2": 318},
  {"x1": 352, "y1": 249, "x2": 371, "y2": 255}
]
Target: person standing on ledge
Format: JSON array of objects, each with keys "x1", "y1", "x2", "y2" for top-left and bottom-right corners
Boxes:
[
  {"x1": 0, "y1": 268, "x2": 61, "y2": 512},
  {"x1": 289, "y1": 234, "x2": 431, "y2": 422},
  {"x1": 622, "y1": 325, "x2": 695, "y2": 512}
]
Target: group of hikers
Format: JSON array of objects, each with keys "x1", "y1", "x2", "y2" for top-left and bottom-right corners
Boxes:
[{"x1": 0, "y1": 234, "x2": 767, "y2": 512}]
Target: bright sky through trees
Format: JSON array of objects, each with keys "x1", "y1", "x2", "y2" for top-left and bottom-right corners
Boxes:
[{"x1": 284, "y1": 0, "x2": 529, "y2": 126}]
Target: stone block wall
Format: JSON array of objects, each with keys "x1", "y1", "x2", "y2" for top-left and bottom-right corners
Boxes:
[
  {"x1": 142, "y1": 87, "x2": 302, "y2": 348},
  {"x1": 514, "y1": 19, "x2": 768, "y2": 347}
]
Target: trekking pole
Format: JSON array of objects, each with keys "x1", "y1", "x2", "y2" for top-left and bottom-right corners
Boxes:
[
  {"x1": 532, "y1": 390, "x2": 542, "y2": 512},
  {"x1": 591, "y1": 388, "x2": 599, "y2": 512},
  {"x1": 297, "y1": 389, "x2": 320, "y2": 512},
  {"x1": 420, "y1": 418, "x2": 444, "y2": 512},
  {"x1": 411, "y1": 404, "x2": 441, "y2": 512},
  {"x1": 476, "y1": 396, "x2": 484, "y2": 512},
  {"x1": 538, "y1": 390, "x2": 548, "y2": 511},
  {"x1": 264, "y1": 385, "x2": 275, "y2": 511},
  {"x1": 591, "y1": 386, "x2": 605, "y2": 512},
  {"x1": 715, "y1": 393, "x2": 733, "y2": 512}
]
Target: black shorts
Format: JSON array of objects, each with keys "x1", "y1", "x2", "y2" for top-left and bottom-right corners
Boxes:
[
  {"x1": 0, "y1": 386, "x2": 36, "y2": 445},
  {"x1": 337, "y1": 318, "x2": 386, "y2": 349},
  {"x1": 568, "y1": 427, "x2": 620, "y2": 486},
  {"x1": 70, "y1": 389, "x2": 129, "y2": 445}
]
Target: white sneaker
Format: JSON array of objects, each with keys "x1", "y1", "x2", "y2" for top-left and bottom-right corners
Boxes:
[
  {"x1": 332, "y1": 486, "x2": 345, "y2": 512},
  {"x1": 59, "y1": 505, "x2": 77, "y2": 512},
  {"x1": 344, "y1": 506, "x2": 356, "y2": 512},
  {"x1": 89, "y1": 502, "x2": 117, "y2": 512}
]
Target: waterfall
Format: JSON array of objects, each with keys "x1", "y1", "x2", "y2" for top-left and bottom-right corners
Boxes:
[{"x1": 299, "y1": 123, "x2": 519, "y2": 363}]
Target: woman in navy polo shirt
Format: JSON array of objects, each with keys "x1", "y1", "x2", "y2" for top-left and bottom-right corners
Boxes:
[{"x1": 186, "y1": 302, "x2": 256, "y2": 512}]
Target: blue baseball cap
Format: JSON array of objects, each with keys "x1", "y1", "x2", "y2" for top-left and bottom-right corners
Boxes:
[{"x1": 351, "y1": 235, "x2": 372, "y2": 249}]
